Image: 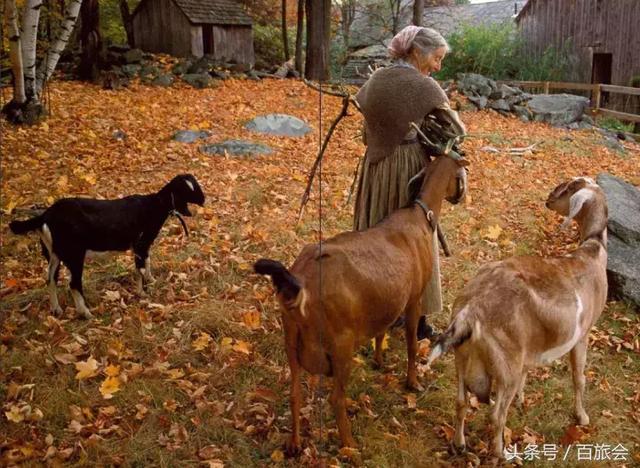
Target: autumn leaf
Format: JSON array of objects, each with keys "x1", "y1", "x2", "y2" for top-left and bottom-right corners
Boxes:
[
  {"x1": 241, "y1": 310, "x2": 261, "y2": 330},
  {"x1": 5, "y1": 405, "x2": 24, "y2": 423},
  {"x1": 405, "y1": 393, "x2": 417, "y2": 409},
  {"x1": 99, "y1": 376, "x2": 121, "y2": 399},
  {"x1": 232, "y1": 340, "x2": 252, "y2": 355},
  {"x1": 270, "y1": 449, "x2": 285, "y2": 462},
  {"x1": 483, "y1": 224, "x2": 503, "y2": 240},
  {"x1": 192, "y1": 332, "x2": 213, "y2": 351},
  {"x1": 54, "y1": 353, "x2": 78, "y2": 365},
  {"x1": 75, "y1": 357, "x2": 99, "y2": 380},
  {"x1": 219, "y1": 337, "x2": 233, "y2": 351},
  {"x1": 559, "y1": 425, "x2": 589, "y2": 446},
  {"x1": 105, "y1": 364, "x2": 120, "y2": 377}
]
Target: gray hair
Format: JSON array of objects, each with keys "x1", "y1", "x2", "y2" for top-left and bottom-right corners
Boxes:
[{"x1": 411, "y1": 27, "x2": 450, "y2": 57}]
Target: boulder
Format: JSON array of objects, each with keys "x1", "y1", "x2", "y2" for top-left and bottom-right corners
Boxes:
[
  {"x1": 467, "y1": 95, "x2": 488, "y2": 110},
  {"x1": 528, "y1": 94, "x2": 589, "y2": 126},
  {"x1": 596, "y1": 173, "x2": 640, "y2": 307},
  {"x1": 139, "y1": 64, "x2": 161, "y2": 79},
  {"x1": 489, "y1": 99, "x2": 511, "y2": 112},
  {"x1": 245, "y1": 114, "x2": 312, "y2": 137},
  {"x1": 171, "y1": 60, "x2": 192, "y2": 76},
  {"x1": 512, "y1": 105, "x2": 532, "y2": 122},
  {"x1": 152, "y1": 74, "x2": 174, "y2": 87},
  {"x1": 457, "y1": 73, "x2": 497, "y2": 97},
  {"x1": 121, "y1": 64, "x2": 142, "y2": 78},
  {"x1": 173, "y1": 130, "x2": 212, "y2": 143},
  {"x1": 201, "y1": 140, "x2": 273, "y2": 157},
  {"x1": 123, "y1": 48, "x2": 143, "y2": 64},
  {"x1": 182, "y1": 73, "x2": 214, "y2": 89}
]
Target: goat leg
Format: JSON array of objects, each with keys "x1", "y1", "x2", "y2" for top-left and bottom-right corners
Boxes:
[
  {"x1": 67, "y1": 254, "x2": 93, "y2": 319},
  {"x1": 570, "y1": 337, "x2": 590, "y2": 426},
  {"x1": 284, "y1": 322, "x2": 303, "y2": 455},
  {"x1": 490, "y1": 381, "x2": 519, "y2": 458},
  {"x1": 404, "y1": 303, "x2": 423, "y2": 391},
  {"x1": 453, "y1": 356, "x2": 468, "y2": 452},
  {"x1": 329, "y1": 340, "x2": 357, "y2": 448},
  {"x1": 47, "y1": 253, "x2": 63, "y2": 315},
  {"x1": 516, "y1": 372, "x2": 527, "y2": 408}
]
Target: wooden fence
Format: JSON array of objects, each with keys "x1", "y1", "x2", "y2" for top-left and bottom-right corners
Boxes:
[{"x1": 499, "y1": 80, "x2": 640, "y2": 124}]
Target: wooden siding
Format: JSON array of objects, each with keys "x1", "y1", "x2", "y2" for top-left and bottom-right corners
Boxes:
[
  {"x1": 212, "y1": 25, "x2": 254, "y2": 65},
  {"x1": 517, "y1": 0, "x2": 640, "y2": 85},
  {"x1": 517, "y1": 0, "x2": 640, "y2": 113},
  {"x1": 132, "y1": 0, "x2": 193, "y2": 56}
]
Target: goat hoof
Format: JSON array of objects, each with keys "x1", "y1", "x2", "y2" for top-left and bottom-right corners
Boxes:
[
  {"x1": 284, "y1": 437, "x2": 302, "y2": 456},
  {"x1": 451, "y1": 442, "x2": 466, "y2": 455},
  {"x1": 78, "y1": 309, "x2": 94, "y2": 320},
  {"x1": 406, "y1": 380, "x2": 424, "y2": 392},
  {"x1": 51, "y1": 306, "x2": 63, "y2": 316},
  {"x1": 577, "y1": 413, "x2": 590, "y2": 426}
]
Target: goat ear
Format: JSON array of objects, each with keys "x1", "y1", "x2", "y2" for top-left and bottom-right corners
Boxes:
[
  {"x1": 456, "y1": 158, "x2": 470, "y2": 168},
  {"x1": 561, "y1": 188, "x2": 594, "y2": 229}
]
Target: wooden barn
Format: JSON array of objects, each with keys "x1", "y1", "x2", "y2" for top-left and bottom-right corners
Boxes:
[
  {"x1": 131, "y1": 0, "x2": 254, "y2": 66},
  {"x1": 515, "y1": 0, "x2": 639, "y2": 89}
]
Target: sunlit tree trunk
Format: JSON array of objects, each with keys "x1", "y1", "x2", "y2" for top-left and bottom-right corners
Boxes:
[
  {"x1": 119, "y1": 0, "x2": 134, "y2": 47},
  {"x1": 412, "y1": 0, "x2": 423, "y2": 26},
  {"x1": 281, "y1": 0, "x2": 290, "y2": 62},
  {"x1": 21, "y1": 0, "x2": 43, "y2": 99},
  {"x1": 79, "y1": 0, "x2": 100, "y2": 81},
  {"x1": 4, "y1": 0, "x2": 26, "y2": 105},
  {"x1": 294, "y1": 0, "x2": 304, "y2": 74},
  {"x1": 304, "y1": 0, "x2": 330, "y2": 80},
  {"x1": 36, "y1": 0, "x2": 82, "y2": 94}
]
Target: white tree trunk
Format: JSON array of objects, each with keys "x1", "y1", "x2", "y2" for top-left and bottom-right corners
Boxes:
[
  {"x1": 36, "y1": 0, "x2": 82, "y2": 95},
  {"x1": 21, "y1": 0, "x2": 43, "y2": 99},
  {"x1": 4, "y1": 0, "x2": 26, "y2": 104}
]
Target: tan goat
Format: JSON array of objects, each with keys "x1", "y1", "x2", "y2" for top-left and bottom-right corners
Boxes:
[
  {"x1": 254, "y1": 154, "x2": 468, "y2": 453},
  {"x1": 427, "y1": 177, "x2": 608, "y2": 458}
]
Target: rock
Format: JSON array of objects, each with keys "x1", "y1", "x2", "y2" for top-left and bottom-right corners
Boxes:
[
  {"x1": 467, "y1": 95, "x2": 488, "y2": 110},
  {"x1": 597, "y1": 173, "x2": 640, "y2": 246},
  {"x1": 187, "y1": 57, "x2": 213, "y2": 74},
  {"x1": 489, "y1": 99, "x2": 511, "y2": 112},
  {"x1": 245, "y1": 114, "x2": 312, "y2": 137},
  {"x1": 171, "y1": 60, "x2": 192, "y2": 76},
  {"x1": 112, "y1": 129, "x2": 127, "y2": 141},
  {"x1": 123, "y1": 48, "x2": 143, "y2": 64},
  {"x1": 121, "y1": 64, "x2": 142, "y2": 78},
  {"x1": 596, "y1": 173, "x2": 640, "y2": 307},
  {"x1": 139, "y1": 64, "x2": 161, "y2": 79},
  {"x1": 598, "y1": 129, "x2": 626, "y2": 153},
  {"x1": 506, "y1": 94, "x2": 528, "y2": 107},
  {"x1": 182, "y1": 73, "x2": 214, "y2": 88},
  {"x1": 247, "y1": 70, "x2": 261, "y2": 81},
  {"x1": 173, "y1": 130, "x2": 212, "y2": 143},
  {"x1": 211, "y1": 69, "x2": 231, "y2": 80},
  {"x1": 201, "y1": 140, "x2": 273, "y2": 156},
  {"x1": 229, "y1": 62, "x2": 251, "y2": 73},
  {"x1": 152, "y1": 74, "x2": 174, "y2": 87},
  {"x1": 606, "y1": 236, "x2": 640, "y2": 307},
  {"x1": 512, "y1": 105, "x2": 532, "y2": 122},
  {"x1": 457, "y1": 73, "x2": 497, "y2": 97},
  {"x1": 528, "y1": 94, "x2": 589, "y2": 126}
]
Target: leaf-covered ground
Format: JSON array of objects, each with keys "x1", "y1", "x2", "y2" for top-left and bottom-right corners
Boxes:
[{"x1": 1, "y1": 79, "x2": 639, "y2": 467}]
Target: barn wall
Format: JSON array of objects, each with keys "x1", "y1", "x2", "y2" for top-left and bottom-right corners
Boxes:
[
  {"x1": 517, "y1": 0, "x2": 640, "y2": 85},
  {"x1": 132, "y1": 0, "x2": 193, "y2": 57},
  {"x1": 517, "y1": 0, "x2": 640, "y2": 113},
  {"x1": 212, "y1": 26, "x2": 254, "y2": 66}
]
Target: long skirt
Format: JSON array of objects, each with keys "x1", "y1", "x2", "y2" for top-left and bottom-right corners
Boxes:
[{"x1": 353, "y1": 143, "x2": 442, "y2": 315}]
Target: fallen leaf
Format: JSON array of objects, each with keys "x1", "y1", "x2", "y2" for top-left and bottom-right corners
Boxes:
[
  {"x1": 99, "y1": 376, "x2": 121, "y2": 399},
  {"x1": 241, "y1": 310, "x2": 261, "y2": 330},
  {"x1": 75, "y1": 357, "x2": 99, "y2": 380},
  {"x1": 232, "y1": 340, "x2": 252, "y2": 355},
  {"x1": 5, "y1": 405, "x2": 24, "y2": 423},
  {"x1": 483, "y1": 224, "x2": 503, "y2": 240},
  {"x1": 192, "y1": 332, "x2": 213, "y2": 351},
  {"x1": 270, "y1": 449, "x2": 285, "y2": 462}
]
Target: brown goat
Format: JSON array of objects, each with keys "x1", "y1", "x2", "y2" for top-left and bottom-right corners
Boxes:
[
  {"x1": 255, "y1": 154, "x2": 468, "y2": 453},
  {"x1": 428, "y1": 177, "x2": 608, "y2": 458}
]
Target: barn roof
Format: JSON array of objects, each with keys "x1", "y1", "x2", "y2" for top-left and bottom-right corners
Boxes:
[
  {"x1": 514, "y1": 0, "x2": 534, "y2": 21},
  {"x1": 173, "y1": 0, "x2": 252, "y2": 25},
  {"x1": 133, "y1": 0, "x2": 253, "y2": 26}
]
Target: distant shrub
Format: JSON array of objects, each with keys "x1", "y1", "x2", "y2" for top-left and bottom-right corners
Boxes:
[
  {"x1": 253, "y1": 24, "x2": 296, "y2": 70},
  {"x1": 436, "y1": 22, "x2": 574, "y2": 82}
]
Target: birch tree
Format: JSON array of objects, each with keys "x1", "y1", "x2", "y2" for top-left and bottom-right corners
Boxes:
[{"x1": 2, "y1": 0, "x2": 83, "y2": 124}]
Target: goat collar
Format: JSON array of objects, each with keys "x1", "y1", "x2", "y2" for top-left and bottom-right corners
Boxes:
[
  {"x1": 414, "y1": 200, "x2": 438, "y2": 232},
  {"x1": 170, "y1": 193, "x2": 190, "y2": 237}
]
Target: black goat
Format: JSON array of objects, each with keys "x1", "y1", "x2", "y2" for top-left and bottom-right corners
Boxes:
[{"x1": 9, "y1": 174, "x2": 205, "y2": 319}]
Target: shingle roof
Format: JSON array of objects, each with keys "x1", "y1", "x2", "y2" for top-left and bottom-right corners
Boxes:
[{"x1": 173, "y1": 0, "x2": 252, "y2": 26}]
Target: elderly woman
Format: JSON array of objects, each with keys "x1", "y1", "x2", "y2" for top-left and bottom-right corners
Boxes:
[{"x1": 354, "y1": 25, "x2": 465, "y2": 339}]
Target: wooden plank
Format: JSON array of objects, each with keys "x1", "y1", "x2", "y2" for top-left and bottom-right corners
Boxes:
[
  {"x1": 601, "y1": 84, "x2": 640, "y2": 96},
  {"x1": 597, "y1": 108, "x2": 640, "y2": 123},
  {"x1": 546, "y1": 81, "x2": 597, "y2": 91}
]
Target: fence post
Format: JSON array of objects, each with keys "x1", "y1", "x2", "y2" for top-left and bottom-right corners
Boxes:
[
  {"x1": 544, "y1": 81, "x2": 550, "y2": 93},
  {"x1": 594, "y1": 84, "x2": 602, "y2": 110}
]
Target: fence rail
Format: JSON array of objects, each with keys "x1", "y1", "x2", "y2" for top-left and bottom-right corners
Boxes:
[{"x1": 499, "y1": 80, "x2": 640, "y2": 124}]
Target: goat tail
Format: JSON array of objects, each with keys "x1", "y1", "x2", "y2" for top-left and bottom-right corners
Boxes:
[
  {"x1": 427, "y1": 308, "x2": 475, "y2": 366},
  {"x1": 9, "y1": 215, "x2": 45, "y2": 235},
  {"x1": 254, "y1": 259, "x2": 302, "y2": 304}
]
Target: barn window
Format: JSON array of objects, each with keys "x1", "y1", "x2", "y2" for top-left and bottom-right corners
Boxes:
[
  {"x1": 203, "y1": 25, "x2": 214, "y2": 54},
  {"x1": 591, "y1": 53, "x2": 612, "y2": 106}
]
